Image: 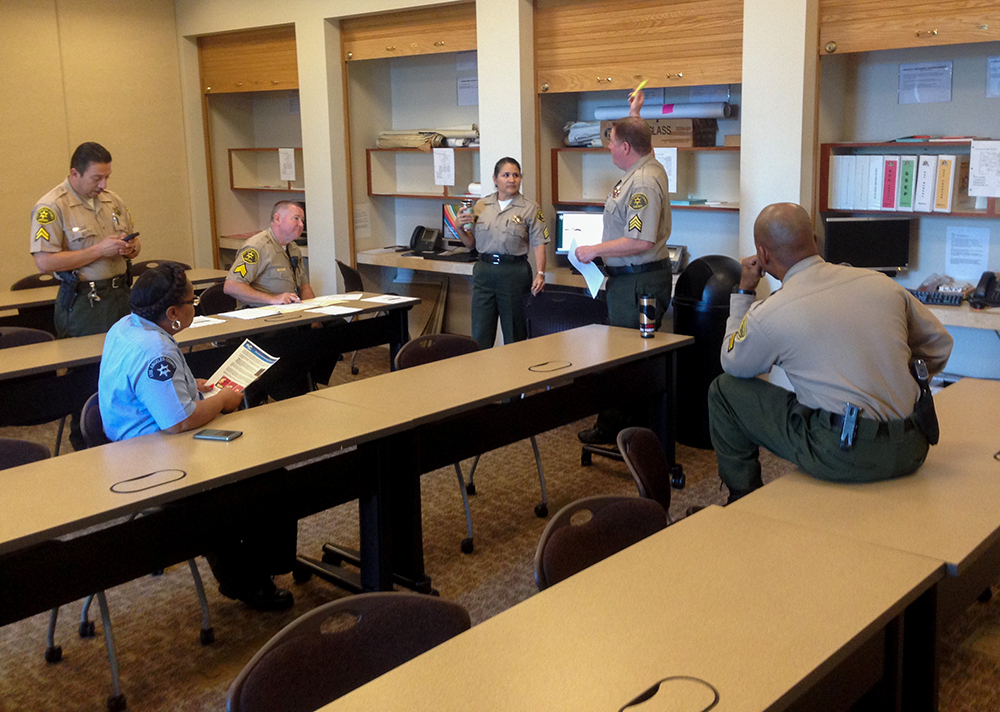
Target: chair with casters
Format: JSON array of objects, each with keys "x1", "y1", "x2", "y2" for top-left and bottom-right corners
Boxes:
[
  {"x1": 617, "y1": 426, "x2": 687, "y2": 518},
  {"x1": 0, "y1": 327, "x2": 76, "y2": 455},
  {"x1": 336, "y1": 259, "x2": 369, "y2": 375},
  {"x1": 520, "y1": 292, "x2": 620, "y2": 466},
  {"x1": 44, "y1": 394, "x2": 214, "y2": 712},
  {"x1": 130, "y1": 259, "x2": 192, "y2": 278},
  {"x1": 226, "y1": 592, "x2": 471, "y2": 712},
  {"x1": 534, "y1": 495, "x2": 667, "y2": 591}
]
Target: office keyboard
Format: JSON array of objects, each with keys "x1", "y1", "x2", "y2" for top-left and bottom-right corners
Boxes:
[{"x1": 907, "y1": 289, "x2": 963, "y2": 307}]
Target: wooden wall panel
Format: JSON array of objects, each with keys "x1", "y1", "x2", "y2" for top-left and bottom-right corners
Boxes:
[
  {"x1": 535, "y1": 0, "x2": 744, "y2": 93},
  {"x1": 820, "y1": 0, "x2": 1000, "y2": 55},
  {"x1": 341, "y1": 2, "x2": 477, "y2": 62},
  {"x1": 198, "y1": 25, "x2": 298, "y2": 93}
]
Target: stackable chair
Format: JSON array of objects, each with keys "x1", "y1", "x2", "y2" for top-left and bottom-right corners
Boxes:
[
  {"x1": 0, "y1": 326, "x2": 75, "y2": 455},
  {"x1": 44, "y1": 393, "x2": 214, "y2": 712},
  {"x1": 520, "y1": 292, "x2": 617, "y2": 465},
  {"x1": 197, "y1": 282, "x2": 237, "y2": 315},
  {"x1": 395, "y1": 334, "x2": 548, "y2": 553},
  {"x1": 617, "y1": 426, "x2": 686, "y2": 522},
  {"x1": 10, "y1": 272, "x2": 58, "y2": 333},
  {"x1": 533, "y1": 495, "x2": 667, "y2": 590},
  {"x1": 130, "y1": 260, "x2": 192, "y2": 278},
  {"x1": 336, "y1": 259, "x2": 369, "y2": 375},
  {"x1": 226, "y1": 592, "x2": 471, "y2": 712}
]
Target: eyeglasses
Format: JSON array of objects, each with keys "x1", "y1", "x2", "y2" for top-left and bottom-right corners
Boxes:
[{"x1": 179, "y1": 295, "x2": 201, "y2": 307}]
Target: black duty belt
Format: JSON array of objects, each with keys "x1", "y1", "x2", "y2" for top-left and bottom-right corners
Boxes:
[
  {"x1": 479, "y1": 253, "x2": 528, "y2": 265},
  {"x1": 830, "y1": 412, "x2": 917, "y2": 440},
  {"x1": 68, "y1": 274, "x2": 128, "y2": 292},
  {"x1": 603, "y1": 258, "x2": 671, "y2": 276}
]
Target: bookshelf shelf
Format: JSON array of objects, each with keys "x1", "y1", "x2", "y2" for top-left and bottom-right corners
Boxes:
[{"x1": 366, "y1": 147, "x2": 480, "y2": 200}]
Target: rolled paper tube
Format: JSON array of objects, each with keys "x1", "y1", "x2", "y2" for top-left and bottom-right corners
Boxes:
[{"x1": 592, "y1": 102, "x2": 732, "y2": 120}]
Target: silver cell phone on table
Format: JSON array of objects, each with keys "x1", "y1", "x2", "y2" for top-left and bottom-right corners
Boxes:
[{"x1": 193, "y1": 428, "x2": 242, "y2": 442}]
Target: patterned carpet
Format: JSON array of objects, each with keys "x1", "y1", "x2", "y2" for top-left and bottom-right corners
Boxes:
[{"x1": 0, "y1": 346, "x2": 997, "y2": 711}]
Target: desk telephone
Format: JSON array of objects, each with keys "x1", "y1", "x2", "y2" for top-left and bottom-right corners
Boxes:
[
  {"x1": 971, "y1": 271, "x2": 1000, "y2": 309},
  {"x1": 409, "y1": 225, "x2": 443, "y2": 255}
]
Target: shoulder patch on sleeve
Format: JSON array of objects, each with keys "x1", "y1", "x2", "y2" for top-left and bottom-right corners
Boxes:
[
  {"x1": 34, "y1": 226, "x2": 51, "y2": 242},
  {"x1": 543, "y1": 226, "x2": 550, "y2": 240},
  {"x1": 535, "y1": 209, "x2": 545, "y2": 223},
  {"x1": 240, "y1": 247, "x2": 259, "y2": 264},
  {"x1": 726, "y1": 314, "x2": 748, "y2": 352},
  {"x1": 147, "y1": 356, "x2": 177, "y2": 382},
  {"x1": 233, "y1": 263, "x2": 247, "y2": 278},
  {"x1": 628, "y1": 193, "x2": 649, "y2": 210},
  {"x1": 35, "y1": 207, "x2": 56, "y2": 224},
  {"x1": 627, "y1": 215, "x2": 642, "y2": 233}
]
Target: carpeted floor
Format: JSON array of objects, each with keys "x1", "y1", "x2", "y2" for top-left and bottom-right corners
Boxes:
[{"x1": 0, "y1": 345, "x2": 997, "y2": 711}]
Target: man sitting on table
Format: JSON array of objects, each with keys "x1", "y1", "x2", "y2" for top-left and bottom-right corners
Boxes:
[
  {"x1": 708, "y1": 202, "x2": 953, "y2": 502},
  {"x1": 224, "y1": 201, "x2": 336, "y2": 402}
]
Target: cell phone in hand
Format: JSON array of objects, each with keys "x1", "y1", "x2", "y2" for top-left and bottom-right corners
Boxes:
[
  {"x1": 123, "y1": 232, "x2": 140, "y2": 242},
  {"x1": 193, "y1": 429, "x2": 242, "y2": 442}
]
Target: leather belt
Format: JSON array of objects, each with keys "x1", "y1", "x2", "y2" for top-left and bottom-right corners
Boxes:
[
  {"x1": 73, "y1": 274, "x2": 128, "y2": 291},
  {"x1": 603, "y1": 258, "x2": 671, "y2": 276},
  {"x1": 830, "y1": 412, "x2": 916, "y2": 439},
  {"x1": 479, "y1": 253, "x2": 528, "y2": 265}
]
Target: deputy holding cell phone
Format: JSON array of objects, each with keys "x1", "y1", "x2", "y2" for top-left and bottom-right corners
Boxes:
[
  {"x1": 99, "y1": 262, "x2": 297, "y2": 611},
  {"x1": 30, "y1": 142, "x2": 142, "y2": 338}
]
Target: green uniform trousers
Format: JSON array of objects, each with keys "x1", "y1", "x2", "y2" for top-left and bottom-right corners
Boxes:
[
  {"x1": 471, "y1": 260, "x2": 532, "y2": 349},
  {"x1": 708, "y1": 373, "x2": 929, "y2": 499},
  {"x1": 55, "y1": 281, "x2": 131, "y2": 338},
  {"x1": 605, "y1": 268, "x2": 673, "y2": 329}
]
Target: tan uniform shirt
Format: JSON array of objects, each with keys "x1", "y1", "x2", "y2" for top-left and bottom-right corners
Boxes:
[
  {"x1": 29, "y1": 179, "x2": 133, "y2": 281},
  {"x1": 227, "y1": 228, "x2": 307, "y2": 306},
  {"x1": 721, "y1": 255, "x2": 953, "y2": 420},
  {"x1": 471, "y1": 193, "x2": 549, "y2": 256},
  {"x1": 602, "y1": 152, "x2": 672, "y2": 267}
]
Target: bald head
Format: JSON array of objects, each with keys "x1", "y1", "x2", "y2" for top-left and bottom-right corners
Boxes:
[{"x1": 753, "y1": 203, "x2": 818, "y2": 275}]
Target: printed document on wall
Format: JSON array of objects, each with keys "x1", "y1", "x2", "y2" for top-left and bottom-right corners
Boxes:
[
  {"x1": 945, "y1": 227, "x2": 991, "y2": 281},
  {"x1": 653, "y1": 148, "x2": 678, "y2": 194},
  {"x1": 898, "y1": 61, "x2": 953, "y2": 104},
  {"x1": 969, "y1": 140, "x2": 1000, "y2": 197},
  {"x1": 433, "y1": 148, "x2": 455, "y2": 186}
]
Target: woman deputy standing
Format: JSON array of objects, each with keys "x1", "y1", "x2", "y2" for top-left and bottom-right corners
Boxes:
[
  {"x1": 457, "y1": 157, "x2": 549, "y2": 349},
  {"x1": 98, "y1": 262, "x2": 296, "y2": 611}
]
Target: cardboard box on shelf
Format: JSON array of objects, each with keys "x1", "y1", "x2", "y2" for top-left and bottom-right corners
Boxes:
[
  {"x1": 724, "y1": 134, "x2": 741, "y2": 147},
  {"x1": 600, "y1": 118, "x2": 717, "y2": 148}
]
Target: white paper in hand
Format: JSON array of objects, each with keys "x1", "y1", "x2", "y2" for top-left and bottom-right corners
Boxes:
[{"x1": 567, "y1": 237, "x2": 605, "y2": 298}]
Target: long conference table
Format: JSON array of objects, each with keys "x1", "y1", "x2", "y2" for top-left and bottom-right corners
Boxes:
[{"x1": 0, "y1": 325, "x2": 692, "y2": 622}]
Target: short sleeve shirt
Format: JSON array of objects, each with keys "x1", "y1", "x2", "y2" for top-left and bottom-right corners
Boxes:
[
  {"x1": 602, "y1": 153, "x2": 672, "y2": 267},
  {"x1": 226, "y1": 228, "x2": 308, "y2": 306},
  {"x1": 30, "y1": 180, "x2": 133, "y2": 280},
  {"x1": 99, "y1": 313, "x2": 203, "y2": 441},
  {"x1": 471, "y1": 193, "x2": 549, "y2": 256}
]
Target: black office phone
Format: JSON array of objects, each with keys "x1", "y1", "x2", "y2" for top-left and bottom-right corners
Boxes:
[
  {"x1": 970, "y1": 271, "x2": 1000, "y2": 309},
  {"x1": 408, "y1": 226, "x2": 443, "y2": 255}
]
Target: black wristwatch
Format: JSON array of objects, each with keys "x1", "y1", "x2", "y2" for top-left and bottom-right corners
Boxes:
[{"x1": 732, "y1": 288, "x2": 756, "y2": 296}]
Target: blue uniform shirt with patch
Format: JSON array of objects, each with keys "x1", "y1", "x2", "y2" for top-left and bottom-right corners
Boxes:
[{"x1": 99, "y1": 313, "x2": 203, "y2": 441}]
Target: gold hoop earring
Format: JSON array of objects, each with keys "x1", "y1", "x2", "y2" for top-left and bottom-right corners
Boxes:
[{"x1": 171, "y1": 319, "x2": 181, "y2": 332}]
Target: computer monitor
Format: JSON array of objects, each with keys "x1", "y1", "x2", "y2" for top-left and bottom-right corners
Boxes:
[
  {"x1": 442, "y1": 203, "x2": 463, "y2": 245},
  {"x1": 556, "y1": 210, "x2": 604, "y2": 254},
  {"x1": 823, "y1": 216, "x2": 914, "y2": 273}
]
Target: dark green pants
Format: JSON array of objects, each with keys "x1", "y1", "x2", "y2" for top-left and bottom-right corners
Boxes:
[
  {"x1": 606, "y1": 268, "x2": 673, "y2": 329},
  {"x1": 708, "y1": 373, "x2": 929, "y2": 498},
  {"x1": 55, "y1": 282, "x2": 131, "y2": 338},
  {"x1": 471, "y1": 260, "x2": 532, "y2": 349}
]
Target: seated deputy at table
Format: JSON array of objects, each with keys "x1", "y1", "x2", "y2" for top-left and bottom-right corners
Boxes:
[
  {"x1": 223, "y1": 200, "x2": 338, "y2": 404},
  {"x1": 99, "y1": 262, "x2": 296, "y2": 610},
  {"x1": 709, "y1": 203, "x2": 954, "y2": 502}
]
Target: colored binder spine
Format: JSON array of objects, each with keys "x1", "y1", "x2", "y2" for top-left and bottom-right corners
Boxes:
[
  {"x1": 897, "y1": 156, "x2": 917, "y2": 211},
  {"x1": 933, "y1": 155, "x2": 956, "y2": 213},
  {"x1": 913, "y1": 155, "x2": 937, "y2": 213},
  {"x1": 882, "y1": 156, "x2": 900, "y2": 211}
]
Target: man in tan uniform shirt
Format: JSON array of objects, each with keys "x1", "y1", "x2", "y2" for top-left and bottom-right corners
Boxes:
[{"x1": 30, "y1": 142, "x2": 141, "y2": 338}]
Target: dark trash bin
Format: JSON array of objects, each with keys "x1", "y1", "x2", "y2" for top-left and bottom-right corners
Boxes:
[{"x1": 671, "y1": 255, "x2": 742, "y2": 449}]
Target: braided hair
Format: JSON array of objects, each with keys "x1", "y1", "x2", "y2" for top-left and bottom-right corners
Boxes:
[{"x1": 130, "y1": 262, "x2": 189, "y2": 323}]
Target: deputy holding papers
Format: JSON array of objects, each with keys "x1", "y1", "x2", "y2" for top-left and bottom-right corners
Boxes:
[
  {"x1": 99, "y1": 262, "x2": 297, "y2": 610},
  {"x1": 224, "y1": 200, "x2": 338, "y2": 403}
]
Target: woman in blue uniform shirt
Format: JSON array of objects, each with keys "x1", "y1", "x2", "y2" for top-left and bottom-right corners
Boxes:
[{"x1": 99, "y1": 263, "x2": 295, "y2": 611}]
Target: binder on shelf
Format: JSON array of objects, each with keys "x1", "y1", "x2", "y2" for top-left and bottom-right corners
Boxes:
[
  {"x1": 828, "y1": 155, "x2": 852, "y2": 209},
  {"x1": 953, "y1": 155, "x2": 976, "y2": 212},
  {"x1": 933, "y1": 154, "x2": 957, "y2": 213},
  {"x1": 867, "y1": 155, "x2": 884, "y2": 210},
  {"x1": 852, "y1": 155, "x2": 870, "y2": 211},
  {"x1": 897, "y1": 156, "x2": 917, "y2": 211},
  {"x1": 912, "y1": 155, "x2": 938, "y2": 212},
  {"x1": 840, "y1": 155, "x2": 856, "y2": 210},
  {"x1": 882, "y1": 156, "x2": 900, "y2": 211}
]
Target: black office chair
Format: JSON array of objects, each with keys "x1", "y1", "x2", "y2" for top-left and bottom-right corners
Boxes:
[
  {"x1": 11, "y1": 273, "x2": 58, "y2": 289},
  {"x1": 336, "y1": 259, "x2": 368, "y2": 375},
  {"x1": 617, "y1": 427, "x2": 686, "y2": 521},
  {"x1": 197, "y1": 282, "x2": 238, "y2": 315},
  {"x1": 533, "y1": 495, "x2": 667, "y2": 590},
  {"x1": 226, "y1": 592, "x2": 471, "y2": 712},
  {"x1": 520, "y1": 292, "x2": 618, "y2": 465},
  {"x1": 7, "y1": 274, "x2": 57, "y2": 334},
  {"x1": 131, "y1": 259, "x2": 192, "y2": 278},
  {"x1": 45, "y1": 394, "x2": 214, "y2": 712},
  {"x1": 0, "y1": 327, "x2": 71, "y2": 455},
  {"x1": 397, "y1": 334, "x2": 548, "y2": 553}
]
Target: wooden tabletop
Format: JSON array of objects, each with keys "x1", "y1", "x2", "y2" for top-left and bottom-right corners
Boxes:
[
  {"x1": 926, "y1": 302, "x2": 1000, "y2": 331},
  {"x1": 323, "y1": 506, "x2": 943, "y2": 712},
  {"x1": 309, "y1": 325, "x2": 693, "y2": 426},
  {"x1": 0, "y1": 268, "x2": 228, "y2": 312},
  {"x1": 0, "y1": 393, "x2": 413, "y2": 557},
  {"x1": 0, "y1": 293, "x2": 417, "y2": 380},
  {"x1": 732, "y1": 378, "x2": 1000, "y2": 575}
]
